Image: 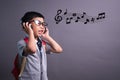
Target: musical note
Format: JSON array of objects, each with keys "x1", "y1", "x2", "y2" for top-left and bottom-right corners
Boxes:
[
  {"x1": 66, "y1": 17, "x2": 73, "y2": 24},
  {"x1": 81, "y1": 12, "x2": 86, "y2": 18},
  {"x1": 72, "y1": 13, "x2": 77, "y2": 17},
  {"x1": 96, "y1": 12, "x2": 105, "y2": 20},
  {"x1": 64, "y1": 9, "x2": 68, "y2": 15},
  {"x1": 91, "y1": 17, "x2": 95, "y2": 23},
  {"x1": 75, "y1": 16, "x2": 81, "y2": 22},
  {"x1": 71, "y1": 13, "x2": 80, "y2": 22},
  {"x1": 84, "y1": 19, "x2": 89, "y2": 24},
  {"x1": 54, "y1": 9, "x2": 63, "y2": 24}
]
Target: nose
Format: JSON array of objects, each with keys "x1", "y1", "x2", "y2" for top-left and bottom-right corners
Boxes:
[{"x1": 39, "y1": 25, "x2": 45, "y2": 31}]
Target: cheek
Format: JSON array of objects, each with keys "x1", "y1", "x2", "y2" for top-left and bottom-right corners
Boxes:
[
  {"x1": 32, "y1": 28, "x2": 37, "y2": 33},
  {"x1": 34, "y1": 29, "x2": 38, "y2": 33},
  {"x1": 32, "y1": 26, "x2": 38, "y2": 31}
]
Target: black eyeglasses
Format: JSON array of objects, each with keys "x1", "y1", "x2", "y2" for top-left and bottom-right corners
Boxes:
[{"x1": 29, "y1": 20, "x2": 48, "y2": 26}]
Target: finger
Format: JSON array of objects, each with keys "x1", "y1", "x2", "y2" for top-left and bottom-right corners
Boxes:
[
  {"x1": 25, "y1": 22, "x2": 29, "y2": 27},
  {"x1": 28, "y1": 23, "x2": 32, "y2": 28},
  {"x1": 45, "y1": 27, "x2": 48, "y2": 29},
  {"x1": 22, "y1": 22, "x2": 26, "y2": 29},
  {"x1": 46, "y1": 27, "x2": 49, "y2": 32}
]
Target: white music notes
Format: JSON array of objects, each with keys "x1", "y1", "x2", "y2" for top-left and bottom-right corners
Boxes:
[{"x1": 54, "y1": 9, "x2": 106, "y2": 24}]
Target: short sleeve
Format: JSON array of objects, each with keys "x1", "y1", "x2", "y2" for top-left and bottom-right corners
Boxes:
[
  {"x1": 45, "y1": 44, "x2": 53, "y2": 54},
  {"x1": 17, "y1": 40, "x2": 26, "y2": 56}
]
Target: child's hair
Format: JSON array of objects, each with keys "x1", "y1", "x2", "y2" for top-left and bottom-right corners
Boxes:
[{"x1": 21, "y1": 11, "x2": 44, "y2": 24}]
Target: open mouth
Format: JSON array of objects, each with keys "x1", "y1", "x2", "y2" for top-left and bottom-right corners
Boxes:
[{"x1": 38, "y1": 30, "x2": 44, "y2": 34}]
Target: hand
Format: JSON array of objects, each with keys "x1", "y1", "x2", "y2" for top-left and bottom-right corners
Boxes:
[
  {"x1": 22, "y1": 22, "x2": 33, "y2": 34},
  {"x1": 41, "y1": 27, "x2": 50, "y2": 39}
]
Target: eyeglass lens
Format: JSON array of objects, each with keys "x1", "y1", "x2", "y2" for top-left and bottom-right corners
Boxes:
[{"x1": 34, "y1": 20, "x2": 48, "y2": 26}]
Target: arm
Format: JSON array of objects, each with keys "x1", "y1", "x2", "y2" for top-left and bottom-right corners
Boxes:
[
  {"x1": 42, "y1": 28, "x2": 63, "y2": 53},
  {"x1": 22, "y1": 22, "x2": 37, "y2": 54}
]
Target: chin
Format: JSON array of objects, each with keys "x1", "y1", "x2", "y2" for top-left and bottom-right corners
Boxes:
[
  {"x1": 38, "y1": 34, "x2": 42, "y2": 37},
  {"x1": 38, "y1": 33, "x2": 43, "y2": 37},
  {"x1": 38, "y1": 35, "x2": 42, "y2": 37}
]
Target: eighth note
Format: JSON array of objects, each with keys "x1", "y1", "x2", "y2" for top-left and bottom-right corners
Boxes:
[
  {"x1": 64, "y1": 9, "x2": 68, "y2": 15},
  {"x1": 75, "y1": 17, "x2": 80, "y2": 22},
  {"x1": 84, "y1": 19, "x2": 89, "y2": 24},
  {"x1": 81, "y1": 12, "x2": 86, "y2": 18}
]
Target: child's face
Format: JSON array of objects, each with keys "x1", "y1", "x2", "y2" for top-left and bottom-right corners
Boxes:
[{"x1": 29, "y1": 17, "x2": 47, "y2": 38}]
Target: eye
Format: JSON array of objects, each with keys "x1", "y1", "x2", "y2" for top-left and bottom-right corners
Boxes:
[
  {"x1": 33, "y1": 20, "x2": 48, "y2": 26},
  {"x1": 43, "y1": 22, "x2": 48, "y2": 26},
  {"x1": 34, "y1": 20, "x2": 41, "y2": 25}
]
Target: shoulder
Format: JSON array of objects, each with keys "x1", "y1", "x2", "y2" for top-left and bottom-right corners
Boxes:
[{"x1": 17, "y1": 39, "x2": 26, "y2": 47}]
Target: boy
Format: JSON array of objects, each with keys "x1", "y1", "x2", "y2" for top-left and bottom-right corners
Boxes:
[{"x1": 17, "y1": 11, "x2": 63, "y2": 80}]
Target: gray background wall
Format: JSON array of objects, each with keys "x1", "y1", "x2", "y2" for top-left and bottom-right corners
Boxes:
[{"x1": 0, "y1": 0, "x2": 120, "y2": 80}]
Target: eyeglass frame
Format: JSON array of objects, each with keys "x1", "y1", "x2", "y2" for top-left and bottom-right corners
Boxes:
[{"x1": 29, "y1": 20, "x2": 48, "y2": 27}]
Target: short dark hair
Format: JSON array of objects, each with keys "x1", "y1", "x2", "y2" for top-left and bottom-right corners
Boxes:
[{"x1": 21, "y1": 11, "x2": 44, "y2": 24}]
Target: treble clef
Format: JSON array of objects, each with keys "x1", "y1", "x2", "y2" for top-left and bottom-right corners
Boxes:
[{"x1": 54, "y1": 9, "x2": 62, "y2": 24}]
